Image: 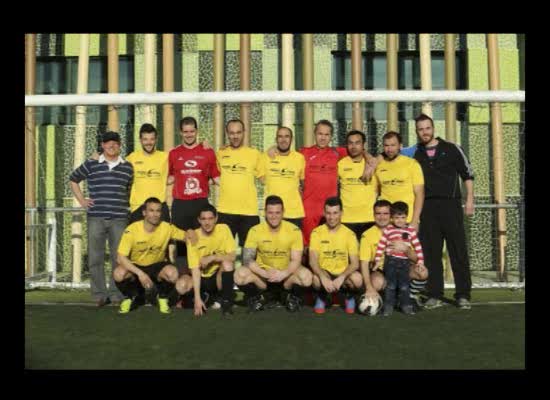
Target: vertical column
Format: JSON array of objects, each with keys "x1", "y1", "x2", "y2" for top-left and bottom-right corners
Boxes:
[
  {"x1": 25, "y1": 34, "x2": 36, "y2": 277},
  {"x1": 143, "y1": 34, "x2": 155, "y2": 124},
  {"x1": 444, "y1": 34, "x2": 457, "y2": 142},
  {"x1": 419, "y1": 33, "x2": 433, "y2": 117},
  {"x1": 72, "y1": 34, "x2": 90, "y2": 284},
  {"x1": 487, "y1": 33, "x2": 507, "y2": 281},
  {"x1": 281, "y1": 33, "x2": 295, "y2": 144},
  {"x1": 351, "y1": 34, "x2": 363, "y2": 131},
  {"x1": 214, "y1": 34, "x2": 225, "y2": 149},
  {"x1": 163, "y1": 34, "x2": 175, "y2": 151},
  {"x1": 386, "y1": 34, "x2": 398, "y2": 132},
  {"x1": 240, "y1": 34, "x2": 251, "y2": 146},
  {"x1": 107, "y1": 34, "x2": 119, "y2": 131},
  {"x1": 302, "y1": 33, "x2": 314, "y2": 146}
]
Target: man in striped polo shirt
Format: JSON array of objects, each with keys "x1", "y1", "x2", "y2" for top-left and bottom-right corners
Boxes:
[{"x1": 70, "y1": 131, "x2": 134, "y2": 307}]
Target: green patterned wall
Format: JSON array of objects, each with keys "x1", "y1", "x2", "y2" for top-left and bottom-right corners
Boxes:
[{"x1": 30, "y1": 33, "x2": 524, "y2": 278}]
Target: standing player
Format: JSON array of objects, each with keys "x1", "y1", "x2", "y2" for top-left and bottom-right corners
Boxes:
[
  {"x1": 338, "y1": 130, "x2": 378, "y2": 241},
  {"x1": 309, "y1": 197, "x2": 363, "y2": 314},
  {"x1": 169, "y1": 116, "x2": 220, "y2": 270},
  {"x1": 175, "y1": 204, "x2": 236, "y2": 316},
  {"x1": 234, "y1": 196, "x2": 311, "y2": 312},
  {"x1": 216, "y1": 119, "x2": 263, "y2": 255},
  {"x1": 260, "y1": 126, "x2": 305, "y2": 229}
]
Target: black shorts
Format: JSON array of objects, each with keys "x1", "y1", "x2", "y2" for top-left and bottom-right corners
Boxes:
[
  {"x1": 284, "y1": 218, "x2": 303, "y2": 230},
  {"x1": 171, "y1": 198, "x2": 211, "y2": 268},
  {"x1": 134, "y1": 261, "x2": 171, "y2": 282},
  {"x1": 343, "y1": 222, "x2": 376, "y2": 242},
  {"x1": 217, "y1": 213, "x2": 260, "y2": 247},
  {"x1": 129, "y1": 202, "x2": 171, "y2": 225},
  {"x1": 200, "y1": 273, "x2": 220, "y2": 293}
]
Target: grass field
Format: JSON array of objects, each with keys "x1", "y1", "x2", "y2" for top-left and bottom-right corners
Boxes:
[{"x1": 25, "y1": 289, "x2": 525, "y2": 369}]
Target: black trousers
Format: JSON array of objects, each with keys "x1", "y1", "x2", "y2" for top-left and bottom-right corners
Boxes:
[{"x1": 419, "y1": 198, "x2": 471, "y2": 300}]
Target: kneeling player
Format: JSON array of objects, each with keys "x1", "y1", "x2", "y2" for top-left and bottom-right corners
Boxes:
[
  {"x1": 234, "y1": 195, "x2": 312, "y2": 313},
  {"x1": 114, "y1": 197, "x2": 196, "y2": 314},
  {"x1": 359, "y1": 200, "x2": 429, "y2": 315},
  {"x1": 175, "y1": 204, "x2": 236, "y2": 316},
  {"x1": 309, "y1": 197, "x2": 363, "y2": 314}
]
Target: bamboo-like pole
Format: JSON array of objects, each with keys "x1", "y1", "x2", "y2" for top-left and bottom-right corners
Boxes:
[
  {"x1": 281, "y1": 33, "x2": 295, "y2": 146},
  {"x1": 487, "y1": 33, "x2": 507, "y2": 281},
  {"x1": 144, "y1": 34, "x2": 155, "y2": 124},
  {"x1": 72, "y1": 34, "x2": 90, "y2": 284},
  {"x1": 419, "y1": 33, "x2": 433, "y2": 117},
  {"x1": 386, "y1": 34, "x2": 398, "y2": 131},
  {"x1": 444, "y1": 34, "x2": 457, "y2": 142},
  {"x1": 107, "y1": 34, "x2": 119, "y2": 131},
  {"x1": 25, "y1": 34, "x2": 36, "y2": 278},
  {"x1": 351, "y1": 34, "x2": 363, "y2": 131},
  {"x1": 302, "y1": 33, "x2": 314, "y2": 146},
  {"x1": 214, "y1": 34, "x2": 225, "y2": 150},
  {"x1": 240, "y1": 34, "x2": 251, "y2": 146},
  {"x1": 162, "y1": 34, "x2": 175, "y2": 151}
]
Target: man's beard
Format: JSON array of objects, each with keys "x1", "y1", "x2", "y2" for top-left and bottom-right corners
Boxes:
[{"x1": 277, "y1": 145, "x2": 290, "y2": 153}]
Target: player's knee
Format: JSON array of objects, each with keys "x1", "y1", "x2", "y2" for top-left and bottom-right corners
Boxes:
[
  {"x1": 234, "y1": 268, "x2": 249, "y2": 285},
  {"x1": 175, "y1": 276, "x2": 191, "y2": 294},
  {"x1": 113, "y1": 266, "x2": 127, "y2": 282},
  {"x1": 349, "y1": 272, "x2": 363, "y2": 289},
  {"x1": 297, "y1": 268, "x2": 312, "y2": 287},
  {"x1": 370, "y1": 272, "x2": 385, "y2": 292},
  {"x1": 311, "y1": 274, "x2": 321, "y2": 289},
  {"x1": 164, "y1": 266, "x2": 179, "y2": 283},
  {"x1": 221, "y1": 260, "x2": 234, "y2": 272}
]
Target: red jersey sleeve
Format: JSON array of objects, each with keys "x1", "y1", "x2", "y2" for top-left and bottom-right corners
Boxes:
[
  {"x1": 208, "y1": 149, "x2": 221, "y2": 179},
  {"x1": 336, "y1": 146, "x2": 348, "y2": 159},
  {"x1": 168, "y1": 149, "x2": 175, "y2": 176}
]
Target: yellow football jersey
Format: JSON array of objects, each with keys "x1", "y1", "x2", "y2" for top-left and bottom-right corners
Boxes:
[
  {"x1": 309, "y1": 224, "x2": 358, "y2": 275},
  {"x1": 217, "y1": 146, "x2": 263, "y2": 216},
  {"x1": 126, "y1": 150, "x2": 169, "y2": 212},
  {"x1": 359, "y1": 225, "x2": 384, "y2": 268},
  {"x1": 244, "y1": 220, "x2": 303, "y2": 270},
  {"x1": 260, "y1": 151, "x2": 305, "y2": 219},
  {"x1": 187, "y1": 223, "x2": 236, "y2": 278},
  {"x1": 118, "y1": 221, "x2": 185, "y2": 266},
  {"x1": 374, "y1": 155, "x2": 424, "y2": 223},
  {"x1": 338, "y1": 156, "x2": 377, "y2": 223}
]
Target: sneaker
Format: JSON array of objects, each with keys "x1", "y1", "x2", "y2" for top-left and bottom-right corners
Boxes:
[
  {"x1": 286, "y1": 293, "x2": 302, "y2": 313},
  {"x1": 457, "y1": 297, "x2": 471, "y2": 310},
  {"x1": 423, "y1": 297, "x2": 444, "y2": 310},
  {"x1": 158, "y1": 297, "x2": 171, "y2": 314},
  {"x1": 382, "y1": 305, "x2": 393, "y2": 317},
  {"x1": 221, "y1": 299, "x2": 233, "y2": 316},
  {"x1": 344, "y1": 296, "x2": 356, "y2": 314},
  {"x1": 210, "y1": 301, "x2": 222, "y2": 310},
  {"x1": 247, "y1": 295, "x2": 264, "y2": 313},
  {"x1": 314, "y1": 296, "x2": 326, "y2": 314},
  {"x1": 96, "y1": 298, "x2": 109, "y2": 308},
  {"x1": 401, "y1": 305, "x2": 416, "y2": 315},
  {"x1": 118, "y1": 298, "x2": 133, "y2": 314}
]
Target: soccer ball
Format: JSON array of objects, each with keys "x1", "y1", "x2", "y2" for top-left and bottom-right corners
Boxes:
[{"x1": 358, "y1": 294, "x2": 383, "y2": 316}]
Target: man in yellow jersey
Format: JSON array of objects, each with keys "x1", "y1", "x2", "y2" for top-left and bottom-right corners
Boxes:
[
  {"x1": 338, "y1": 130, "x2": 378, "y2": 241},
  {"x1": 309, "y1": 197, "x2": 363, "y2": 315},
  {"x1": 234, "y1": 195, "x2": 311, "y2": 313},
  {"x1": 359, "y1": 200, "x2": 428, "y2": 312},
  {"x1": 174, "y1": 204, "x2": 236, "y2": 317},
  {"x1": 374, "y1": 131, "x2": 425, "y2": 230},
  {"x1": 216, "y1": 119, "x2": 263, "y2": 252},
  {"x1": 126, "y1": 124, "x2": 171, "y2": 224},
  {"x1": 259, "y1": 126, "x2": 305, "y2": 230},
  {"x1": 113, "y1": 197, "x2": 196, "y2": 314}
]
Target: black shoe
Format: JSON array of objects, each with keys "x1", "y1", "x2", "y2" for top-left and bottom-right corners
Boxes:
[
  {"x1": 247, "y1": 295, "x2": 264, "y2": 313},
  {"x1": 286, "y1": 293, "x2": 302, "y2": 313},
  {"x1": 221, "y1": 299, "x2": 233, "y2": 316}
]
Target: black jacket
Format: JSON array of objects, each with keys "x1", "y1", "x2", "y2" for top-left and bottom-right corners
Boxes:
[{"x1": 413, "y1": 137, "x2": 474, "y2": 200}]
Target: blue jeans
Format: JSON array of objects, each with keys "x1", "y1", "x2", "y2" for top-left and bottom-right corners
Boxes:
[
  {"x1": 87, "y1": 217, "x2": 127, "y2": 302},
  {"x1": 383, "y1": 256, "x2": 411, "y2": 309}
]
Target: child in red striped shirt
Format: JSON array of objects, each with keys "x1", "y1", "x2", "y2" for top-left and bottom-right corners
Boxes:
[{"x1": 374, "y1": 201, "x2": 424, "y2": 316}]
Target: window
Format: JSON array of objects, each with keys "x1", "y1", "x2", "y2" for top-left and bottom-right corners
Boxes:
[
  {"x1": 35, "y1": 56, "x2": 135, "y2": 126},
  {"x1": 332, "y1": 51, "x2": 465, "y2": 122}
]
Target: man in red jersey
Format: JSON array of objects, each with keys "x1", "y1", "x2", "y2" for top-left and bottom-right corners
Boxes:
[
  {"x1": 169, "y1": 116, "x2": 220, "y2": 272},
  {"x1": 299, "y1": 120, "x2": 377, "y2": 247}
]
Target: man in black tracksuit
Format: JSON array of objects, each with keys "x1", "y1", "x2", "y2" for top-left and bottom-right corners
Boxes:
[{"x1": 413, "y1": 114, "x2": 475, "y2": 310}]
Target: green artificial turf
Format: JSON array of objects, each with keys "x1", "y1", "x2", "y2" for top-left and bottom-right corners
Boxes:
[{"x1": 25, "y1": 293, "x2": 524, "y2": 369}]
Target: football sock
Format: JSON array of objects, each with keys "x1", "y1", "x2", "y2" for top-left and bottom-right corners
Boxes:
[
  {"x1": 221, "y1": 271, "x2": 234, "y2": 302},
  {"x1": 115, "y1": 279, "x2": 139, "y2": 299},
  {"x1": 156, "y1": 279, "x2": 174, "y2": 298}
]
